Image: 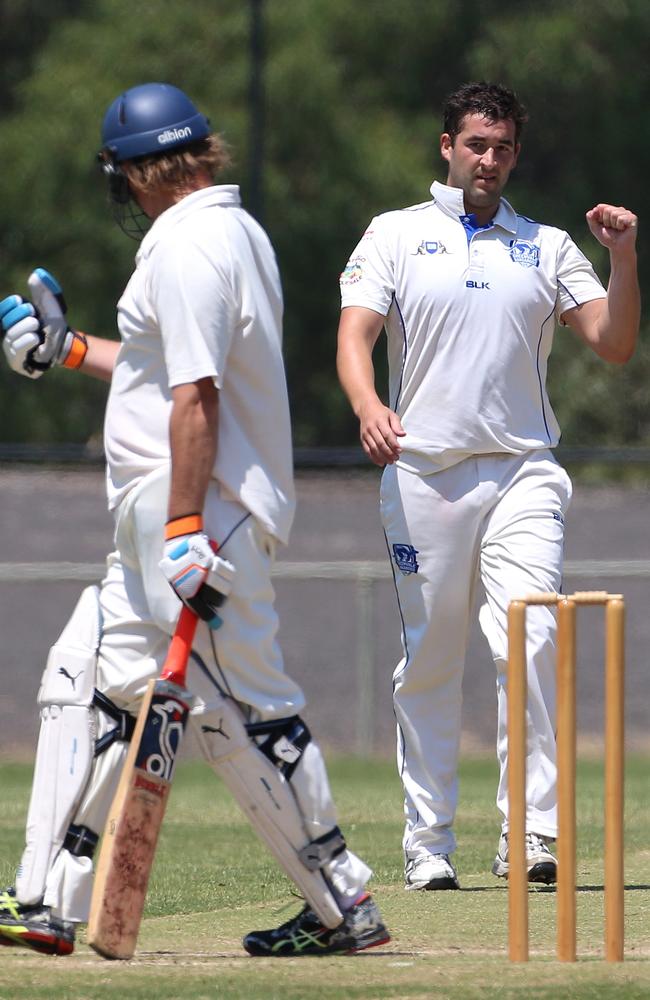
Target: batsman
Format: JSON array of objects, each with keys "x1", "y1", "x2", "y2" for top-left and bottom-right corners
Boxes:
[{"x1": 0, "y1": 83, "x2": 389, "y2": 958}]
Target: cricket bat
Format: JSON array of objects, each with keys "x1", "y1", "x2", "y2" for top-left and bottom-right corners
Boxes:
[{"x1": 87, "y1": 605, "x2": 198, "y2": 959}]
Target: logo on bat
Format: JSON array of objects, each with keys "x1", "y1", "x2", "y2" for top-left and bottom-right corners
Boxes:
[{"x1": 135, "y1": 694, "x2": 189, "y2": 782}]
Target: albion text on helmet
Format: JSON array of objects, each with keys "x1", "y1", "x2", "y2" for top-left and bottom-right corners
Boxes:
[{"x1": 157, "y1": 126, "x2": 193, "y2": 146}]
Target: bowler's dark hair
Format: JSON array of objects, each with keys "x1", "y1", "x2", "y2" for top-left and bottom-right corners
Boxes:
[{"x1": 442, "y1": 82, "x2": 528, "y2": 144}]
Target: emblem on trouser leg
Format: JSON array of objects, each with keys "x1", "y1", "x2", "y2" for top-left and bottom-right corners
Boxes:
[{"x1": 392, "y1": 544, "x2": 419, "y2": 575}]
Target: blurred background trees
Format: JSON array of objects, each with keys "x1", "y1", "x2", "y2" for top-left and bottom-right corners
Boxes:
[{"x1": 0, "y1": 0, "x2": 648, "y2": 448}]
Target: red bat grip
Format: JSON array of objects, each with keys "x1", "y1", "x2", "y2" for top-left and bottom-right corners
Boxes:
[{"x1": 160, "y1": 605, "x2": 198, "y2": 686}]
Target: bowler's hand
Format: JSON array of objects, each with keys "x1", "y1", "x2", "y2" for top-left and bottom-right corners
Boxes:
[
  {"x1": 586, "y1": 204, "x2": 638, "y2": 254},
  {"x1": 358, "y1": 398, "x2": 405, "y2": 467}
]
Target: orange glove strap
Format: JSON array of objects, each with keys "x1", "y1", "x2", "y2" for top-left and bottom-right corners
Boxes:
[
  {"x1": 165, "y1": 514, "x2": 203, "y2": 540},
  {"x1": 62, "y1": 331, "x2": 89, "y2": 370}
]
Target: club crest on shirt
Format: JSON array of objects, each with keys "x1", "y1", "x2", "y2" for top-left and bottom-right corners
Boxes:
[
  {"x1": 411, "y1": 239, "x2": 449, "y2": 256},
  {"x1": 392, "y1": 543, "x2": 419, "y2": 575},
  {"x1": 509, "y1": 239, "x2": 540, "y2": 268},
  {"x1": 340, "y1": 256, "x2": 365, "y2": 284}
]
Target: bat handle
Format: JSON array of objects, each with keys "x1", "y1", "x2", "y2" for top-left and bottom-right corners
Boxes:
[{"x1": 160, "y1": 606, "x2": 198, "y2": 686}]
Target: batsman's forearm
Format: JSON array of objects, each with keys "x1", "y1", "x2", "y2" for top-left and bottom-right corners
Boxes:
[
  {"x1": 78, "y1": 335, "x2": 120, "y2": 381},
  {"x1": 168, "y1": 379, "x2": 218, "y2": 521}
]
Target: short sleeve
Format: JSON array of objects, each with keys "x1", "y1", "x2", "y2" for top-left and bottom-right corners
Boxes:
[
  {"x1": 555, "y1": 232, "x2": 607, "y2": 323},
  {"x1": 148, "y1": 229, "x2": 234, "y2": 389},
  {"x1": 340, "y1": 216, "x2": 395, "y2": 316}
]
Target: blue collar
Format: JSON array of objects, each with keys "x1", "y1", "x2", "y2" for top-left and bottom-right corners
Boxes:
[
  {"x1": 459, "y1": 213, "x2": 494, "y2": 243},
  {"x1": 430, "y1": 182, "x2": 517, "y2": 235}
]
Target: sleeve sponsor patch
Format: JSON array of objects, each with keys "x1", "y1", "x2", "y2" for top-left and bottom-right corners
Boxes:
[{"x1": 340, "y1": 256, "x2": 365, "y2": 285}]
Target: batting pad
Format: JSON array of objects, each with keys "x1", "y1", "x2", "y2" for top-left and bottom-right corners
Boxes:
[
  {"x1": 193, "y1": 696, "x2": 343, "y2": 928},
  {"x1": 16, "y1": 587, "x2": 101, "y2": 905}
]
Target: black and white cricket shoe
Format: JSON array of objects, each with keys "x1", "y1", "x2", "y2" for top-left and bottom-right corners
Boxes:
[
  {"x1": 404, "y1": 853, "x2": 460, "y2": 890},
  {"x1": 492, "y1": 832, "x2": 557, "y2": 884},
  {"x1": 243, "y1": 893, "x2": 390, "y2": 956},
  {"x1": 0, "y1": 887, "x2": 75, "y2": 956}
]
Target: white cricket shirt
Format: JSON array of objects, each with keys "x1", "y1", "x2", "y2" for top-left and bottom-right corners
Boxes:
[
  {"x1": 340, "y1": 181, "x2": 607, "y2": 474},
  {"x1": 104, "y1": 185, "x2": 296, "y2": 544}
]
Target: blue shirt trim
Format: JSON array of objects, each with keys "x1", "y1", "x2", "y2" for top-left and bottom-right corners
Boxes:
[
  {"x1": 536, "y1": 306, "x2": 557, "y2": 443},
  {"x1": 459, "y1": 213, "x2": 494, "y2": 243}
]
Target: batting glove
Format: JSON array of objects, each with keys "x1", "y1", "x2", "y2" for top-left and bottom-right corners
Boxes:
[
  {"x1": 159, "y1": 514, "x2": 236, "y2": 629},
  {"x1": 0, "y1": 268, "x2": 87, "y2": 378}
]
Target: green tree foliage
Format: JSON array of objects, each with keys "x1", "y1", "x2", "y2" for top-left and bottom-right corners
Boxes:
[
  {"x1": 0, "y1": 0, "x2": 647, "y2": 447},
  {"x1": 0, "y1": 0, "x2": 90, "y2": 113}
]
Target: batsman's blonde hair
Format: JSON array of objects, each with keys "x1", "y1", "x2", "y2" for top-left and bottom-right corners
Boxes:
[{"x1": 123, "y1": 134, "x2": 231, "y2": 194}]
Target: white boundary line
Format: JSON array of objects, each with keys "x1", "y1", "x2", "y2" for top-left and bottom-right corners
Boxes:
[{"x1": 2, "y1": 558, "x2": 650, "y2": 583}]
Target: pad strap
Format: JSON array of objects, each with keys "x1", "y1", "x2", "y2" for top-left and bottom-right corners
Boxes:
[
  {"x1": 247, "y1": 715, "x2": 311, "y2": 780},
  {"x1": 63, "y1": 823, "x2": 99, "y2": 859},
  {"x1": 92, "y1": 690, "x2": 136, "y2": 755},
  {"x1": 299, "y1": 826, "x2": 347, "y2": 871}
]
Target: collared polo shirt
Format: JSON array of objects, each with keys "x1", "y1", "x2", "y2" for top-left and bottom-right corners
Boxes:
[
  {"x1": 104, "y1": 185, "x2": 295, "y2": 543},
  {"x1": 340, "y1": 181, "x2": 607, "y2": 475}
]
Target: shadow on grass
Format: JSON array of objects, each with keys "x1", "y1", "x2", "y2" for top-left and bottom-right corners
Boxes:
[{"x1": 457, "y1": 882, "x2": 650, "y2": 893}]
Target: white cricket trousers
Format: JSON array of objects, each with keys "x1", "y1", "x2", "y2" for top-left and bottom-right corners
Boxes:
[
  {"x1": 379, "y1": 450, "x2": 572, "y2": 860},
  {"x1": 44, "y1": 464, "x2": 370, "y2": 920}
]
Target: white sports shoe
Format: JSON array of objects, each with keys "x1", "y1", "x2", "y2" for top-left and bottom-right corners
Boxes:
[
  {"x1": 491, "y1": 831, "x2": 557, "y2": 884},
  {"x1": 404, "y1": 853, "x2": 460, "y2": 891}
]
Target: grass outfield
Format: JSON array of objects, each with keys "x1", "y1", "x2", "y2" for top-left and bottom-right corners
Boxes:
[{"x1": 0, "y1": 755, "x2": 648, "y2": 999}]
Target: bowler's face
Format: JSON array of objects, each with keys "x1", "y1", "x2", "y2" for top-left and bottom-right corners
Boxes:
[{"x1": 440, "y1": 113, "x2": 519, "y2": 220}]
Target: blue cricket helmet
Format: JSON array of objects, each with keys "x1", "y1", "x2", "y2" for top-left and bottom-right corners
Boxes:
[{"x1": 100, "y1": 82, "x2": 212, "y2": 162}]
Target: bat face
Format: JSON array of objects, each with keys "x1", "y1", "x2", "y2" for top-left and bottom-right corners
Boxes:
[
  {"x1": 88, "y1": 608, "x2": 198, "y2": 960},
  {"x1": 87, "y1": 679, "x2": 192, "y2": 959}
]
